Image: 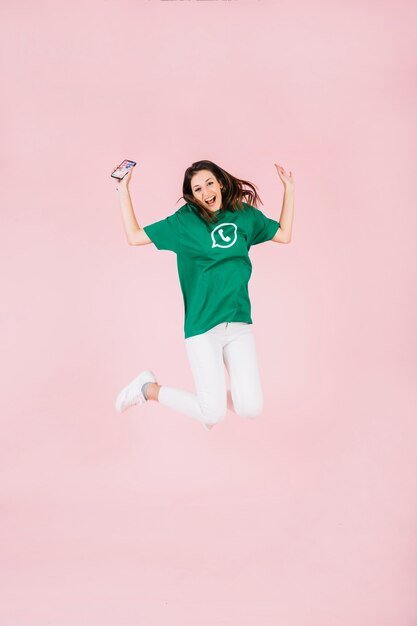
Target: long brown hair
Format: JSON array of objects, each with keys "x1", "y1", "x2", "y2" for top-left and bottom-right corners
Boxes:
[{"x1": 177, "y1": 159, "x2": 263, "y2": 224}]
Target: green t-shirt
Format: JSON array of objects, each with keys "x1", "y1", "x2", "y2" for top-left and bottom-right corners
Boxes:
[{"x1": 143, "y1": 201, "x2": 280, "y2": 339}]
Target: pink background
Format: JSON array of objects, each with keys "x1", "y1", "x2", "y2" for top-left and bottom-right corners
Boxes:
[{"x1": 1, "y1": 0, "x2": 417, "y2": 624}]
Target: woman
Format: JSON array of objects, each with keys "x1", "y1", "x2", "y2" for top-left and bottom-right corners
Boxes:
[{"x1": 114, "y1": 159, "x2": 294, "y2": 430}]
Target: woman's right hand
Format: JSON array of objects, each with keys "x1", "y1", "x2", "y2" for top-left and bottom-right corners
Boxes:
[{"x1": 113, "y1": 163, "x2": 134, "y2": 192}]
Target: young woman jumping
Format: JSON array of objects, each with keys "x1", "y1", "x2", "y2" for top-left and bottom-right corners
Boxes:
[{"x1": 114, "y1": 159, "x2": 294, "y2": 430}]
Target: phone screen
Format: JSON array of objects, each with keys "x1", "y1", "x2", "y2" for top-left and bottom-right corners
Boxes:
[{"x1": 111, "y1": 160, "x2": 136, "y2": 180}]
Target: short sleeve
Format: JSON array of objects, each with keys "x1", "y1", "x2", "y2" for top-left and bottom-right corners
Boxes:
[
  {"x1": 249, "y1": 206, "x2": 280, "y2": 246},
  {"x1": 143, "y1": 213, "x2": 180, "y2": 253}
]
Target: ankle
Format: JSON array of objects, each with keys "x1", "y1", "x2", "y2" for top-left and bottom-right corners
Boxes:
[{"x1": 146, "y1": 383, "x2": 160, "y2": 402}]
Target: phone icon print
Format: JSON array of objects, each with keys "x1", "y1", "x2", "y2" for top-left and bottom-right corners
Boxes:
[
  {"x1": 218, "y1": 229, "x2": 231, "y2": 242},
  {"x1": 211, "y1": 223, "x2": 238, "y2": 249}
]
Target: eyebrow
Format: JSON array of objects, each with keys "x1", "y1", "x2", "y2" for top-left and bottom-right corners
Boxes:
[{"x1": 192, "y1": 177, "x2": 213, "y2": 190}]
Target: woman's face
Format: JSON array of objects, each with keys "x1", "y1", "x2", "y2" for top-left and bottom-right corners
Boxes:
[{"x1": 190, "y1": 169, "x2": 224, "y2": 212}]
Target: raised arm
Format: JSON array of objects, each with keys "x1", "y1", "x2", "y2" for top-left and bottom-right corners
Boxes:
[
  {"x1": 114, "y1": 164, "x2": 152, "y2": 246},
  {"x1": 271, "y1": 163, "x2": 294, "y2": 243}
]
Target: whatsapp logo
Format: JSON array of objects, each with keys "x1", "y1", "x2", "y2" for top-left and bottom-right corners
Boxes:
[{"x1": 211, "y1": 223, "x2": 238, "y2": 249}]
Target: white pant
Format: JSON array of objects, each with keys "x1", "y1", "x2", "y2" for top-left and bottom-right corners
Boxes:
[{"x1": 158, "y1": 322, "x2": 263, "y2": 426}]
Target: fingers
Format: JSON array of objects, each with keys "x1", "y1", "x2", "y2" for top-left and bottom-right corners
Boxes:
[{"x1": 275, "y1": 163, "x2": 293, "y2": 177}]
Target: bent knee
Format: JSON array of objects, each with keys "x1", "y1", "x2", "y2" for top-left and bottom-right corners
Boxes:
[
  {"x1": 201, "y1": 406, "x2": 227, "y2": 425},
  {"x1": 198, "y1": 393, "x2": 227, "y2": 425},
  {"x1": 236, "y1": 401, "x2": 263, "y2": 419},
  {"x1": 203, "y1": 411, "x2": 227, "y2": 425}
]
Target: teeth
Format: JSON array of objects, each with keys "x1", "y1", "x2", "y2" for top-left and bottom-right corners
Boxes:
[{"x1": 206, "y1": 196, "x2": 215, "y2": 203}]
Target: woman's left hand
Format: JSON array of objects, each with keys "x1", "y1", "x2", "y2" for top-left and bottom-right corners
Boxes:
[{"x1": 274, "y1": 163, "x2": 294, "y2": 191}]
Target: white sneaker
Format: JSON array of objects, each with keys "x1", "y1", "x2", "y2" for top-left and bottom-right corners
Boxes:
[{"x1": 115, "y1": 369, "x2": 157, "y2": 413}]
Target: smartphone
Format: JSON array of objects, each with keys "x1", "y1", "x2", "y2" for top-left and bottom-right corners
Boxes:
[{"x1": 111, "y1": 159, "x2": 136, "y2": 180}]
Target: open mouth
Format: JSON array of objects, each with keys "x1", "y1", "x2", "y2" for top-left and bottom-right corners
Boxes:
[{"x1": 205, "y1": 195, "x2": 216, "y2": 206}]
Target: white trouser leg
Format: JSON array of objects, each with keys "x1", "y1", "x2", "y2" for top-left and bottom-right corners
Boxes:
[
  {"x1": 223, "y1": 326, "x2": 263, "y2": 418},
  {"x1": 158, "y1": 322, "x2": 262, "y2": 425},
  {"x1": 158, "y1": 325, "x2": 226, "y2": 425}
]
